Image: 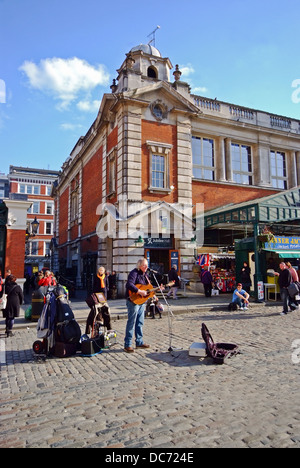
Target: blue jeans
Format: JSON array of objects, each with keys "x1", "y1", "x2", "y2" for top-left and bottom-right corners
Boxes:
[
  {"x1": 124, "y1": 299, "x2": 146, "y2": 348},
  {"x1": 233, "y1": 297, "x2": 246, "y2": 308},
  {"x1": 280, "y1": 288, "x2": 291, "y2": 313}
]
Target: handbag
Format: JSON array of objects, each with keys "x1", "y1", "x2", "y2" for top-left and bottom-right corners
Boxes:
[
  {"x1": 0, "y1": 284, "x2": 7, "y2": 311},
  {"x1": 0, "y1": 293, "x2": 7, "y2": 311}
]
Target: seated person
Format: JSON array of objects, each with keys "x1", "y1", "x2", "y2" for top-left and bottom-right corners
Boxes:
[{"x1": 232, "y1": 283, "x2": 250, "y2": 310}]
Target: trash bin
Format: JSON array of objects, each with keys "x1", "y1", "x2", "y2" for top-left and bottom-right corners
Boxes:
[{"x1": 31, "y1": 287, "x2": 47, "y2": 322}]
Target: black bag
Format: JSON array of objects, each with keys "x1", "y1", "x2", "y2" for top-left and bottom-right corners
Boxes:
[
  {"x1": 53, "y1": 342, "x2": 77, "y2": 358},
  {"x1": 55, "y1": 320, "x2": 81, "y2": 344},
  {"x1": 201, "y1": 323, "x2": 239, "y2": 365},
  {"x1": 56, "y1": 297, "x2": 75, "y2": 322},
  {"x1": 81, "y1": 330, "x2": 117, "y2": 356},
  {"x1": 228, "y1": 302, "x2": 238, "y2": 311},
  {"x1": 288, "y1": 282, "x2": 300, "y2": 299},
  {"x1": 81, "y1": 335, "x2": 104, "y2": 356}
]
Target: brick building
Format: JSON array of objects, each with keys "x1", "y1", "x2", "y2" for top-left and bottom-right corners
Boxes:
[
  {"x1": 8, "y1": 166, "x2": 60, "y2": 275},
  {"x1": 53, "y1": 44, "x2": 300, "y2": 295}
]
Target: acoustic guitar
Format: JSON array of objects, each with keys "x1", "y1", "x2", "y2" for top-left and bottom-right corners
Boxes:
[{"x1": 129, "y1": 281, "x2": 175, "y2": 305}]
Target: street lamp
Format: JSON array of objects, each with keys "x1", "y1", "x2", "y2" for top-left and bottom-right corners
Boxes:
[{"x1": 31, "y1": 217, "x2": 39, "y2": 235}]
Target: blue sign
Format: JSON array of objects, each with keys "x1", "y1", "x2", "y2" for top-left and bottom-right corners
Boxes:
[{"x1": 265, "y1": 236, "x2": 300, "y2": 250}]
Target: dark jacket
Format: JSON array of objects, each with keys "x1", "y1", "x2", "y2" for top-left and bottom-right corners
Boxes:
[
  {"x1": 168, "y1": 268, "x2": 180, "y2": 288},
  {"x1": 200, "y1": 269, "x2": 213, "y2": 285},
  {"x1": 93, "y1": 275, "x2": 109, "y2": 299},
  {"x1": 126, "y1": 268, "x2": 150, "y2": 299},
  {"x1": 4, "y1": 281, "x2": 24, "y2": 319},
  {"x1": 278, "y1": 269, "x2": 292, "y2": 289}
]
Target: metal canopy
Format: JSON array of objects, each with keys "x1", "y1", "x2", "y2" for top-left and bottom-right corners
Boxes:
[{"x1": 204, "y1": 187, "x2": 300, "y2": 229}]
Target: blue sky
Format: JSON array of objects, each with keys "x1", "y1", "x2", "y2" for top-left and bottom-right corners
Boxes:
[{"x1": 1, "y1": 0, "x2": 300, "y2": 175}]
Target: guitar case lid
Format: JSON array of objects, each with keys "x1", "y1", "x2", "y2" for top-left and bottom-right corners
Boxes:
[{"x1": 201, "y1": 323, "x2": 239, "y2": 365}]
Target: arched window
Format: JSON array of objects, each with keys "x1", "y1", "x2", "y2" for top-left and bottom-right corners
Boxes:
[{"x1": 147, "y1": 66, "x2": 157, "y2": 79}]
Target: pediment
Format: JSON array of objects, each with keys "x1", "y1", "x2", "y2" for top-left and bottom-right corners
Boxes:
[{"x1": 124, "y1": 81, "x2": 201, "y2": 116}]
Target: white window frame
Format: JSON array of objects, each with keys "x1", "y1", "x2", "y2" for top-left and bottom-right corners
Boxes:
[
  {"x1": 192, "y1": 136, "x2": 215, "y2": 181},
  {"x1": 146, "y1": 141, "x2": 173, "y2": 193}
]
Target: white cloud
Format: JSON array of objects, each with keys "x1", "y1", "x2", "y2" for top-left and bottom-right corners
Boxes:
[
  {"x1": 60, "y1": 122, "x2": 85, "y2": 131},
  {"x1": 180, "y1": 64, "x2": 195, "y2": 78},
  {"x1": 19, "y1": 57, "x2": 110, "y2": 110},
  {"x1": 192, "y1": 86, "x2": 209, "y2": 94},
  {"x1": 77, "y1": 99, "x2": 101, "y2": 112}
]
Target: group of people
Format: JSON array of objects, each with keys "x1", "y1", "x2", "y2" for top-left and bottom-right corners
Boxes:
[
  {"x1": 230, "y1": 261, "x2": 300, "y2": 315},
  {"x1": 0, "y1": 269, "x2": 24, "y2": 337}
]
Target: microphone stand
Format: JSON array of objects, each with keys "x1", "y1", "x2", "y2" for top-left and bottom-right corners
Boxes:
[{"x1": 148, "y1": 269, "x2": 182, "y2": 353}]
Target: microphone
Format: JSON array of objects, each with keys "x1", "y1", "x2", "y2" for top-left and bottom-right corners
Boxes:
[{"x1": 148, "y1": 268, "x2": 159, "y2": 274}]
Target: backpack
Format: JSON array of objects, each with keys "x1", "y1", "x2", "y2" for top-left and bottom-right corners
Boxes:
[
  {"x1": 228, "y1": 302, "x2": 238, "y2": 311},
  {"x1": 56, "y1": 296, "x2": 75, "y2": 322},
  {"x1": 55, "y1": 320, "x2": 81, "y2": 344}
]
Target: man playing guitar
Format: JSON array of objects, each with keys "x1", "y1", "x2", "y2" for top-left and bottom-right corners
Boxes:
[{"x1": 124, "y1": 258, "x2": 164, "y2": 353}]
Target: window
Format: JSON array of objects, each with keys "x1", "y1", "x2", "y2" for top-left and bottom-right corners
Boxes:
[
  {"x1": 152, "y1": 155, "x2": 165, "y2": 188},
  {"x1": 270, "y1": 150, "x2": 287, "y2": 189},
  {"x1": 28, "y1": 202, "x2": 40, "y2": 214},
  {"x1": 231, "y1": 143, "x2": 252, "y2": 185},
  {"x1": 147, "y1": 66, "x2": 157, "y2": 78},
  {"x1": 45, "y1": 222, "x2": 52, "y2": 235},
  {"x1": 45, "y1": 242, "x2": 50, "y2": 256},
  {"x1": 18, "y1": 184, "x2": 40, "y2": 195},
  {"x1": 30, "y1": 241, "x2": 39, "y2": 256},
  {"x1": 147, "y1": 141, "x2": 172, "y2": 192},
  {"x1": 46, "y1": 203, "x2": 53, "y2": 215},
  {"x1": 70, "y1": 192, "x2": 79, "y2": 221},
  {"x1": 192, "y1": 136, "x2": 215, "y2": 180},
  {"x1": 108, "y1": 150, "x2": 116, "y2": 195}
]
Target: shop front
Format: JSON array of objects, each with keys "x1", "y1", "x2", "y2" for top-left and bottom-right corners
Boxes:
[{"x1": 202, "y1": 187, "x2": 300, "y2": 301}]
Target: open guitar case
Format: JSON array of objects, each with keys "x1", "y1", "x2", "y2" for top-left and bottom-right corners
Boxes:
[{"x1": 201, "y1": 323, "x2": 239, "y2": 364}]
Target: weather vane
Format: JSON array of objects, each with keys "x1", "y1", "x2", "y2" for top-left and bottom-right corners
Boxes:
[{"x1": 147, "y1": 25, "x2": 160, "y2": 47}]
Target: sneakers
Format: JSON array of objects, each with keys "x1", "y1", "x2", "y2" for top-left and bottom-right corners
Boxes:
[{"x1": 280, "y1": 311, "x2": 287, "y2": 316}]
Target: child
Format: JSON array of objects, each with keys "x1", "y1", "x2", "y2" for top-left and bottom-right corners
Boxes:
[{"x1": 232, "y1": 283, "x2": 250, "y2": 311}]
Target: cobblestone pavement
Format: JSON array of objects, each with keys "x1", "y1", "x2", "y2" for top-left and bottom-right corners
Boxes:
[{"x1": 1, "y1": 303, "x2": 300, "y2": 448}]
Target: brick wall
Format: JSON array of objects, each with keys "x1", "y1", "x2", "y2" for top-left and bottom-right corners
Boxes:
[
  {"x1": 82, "y1": 147, "x2": 103, "y2": 237},
  {"x1": 192, "y1": 180, "x2": 279, "y2": 212},
  {"x1": 5, "y1": 229, "x2": 26, "y2": 278},
  {"x1": 141, "y1": 120, "x2": 178, "y2": 203},
  {"x1": 59, "y1": 187, "x2": 69, "y2": 245}
]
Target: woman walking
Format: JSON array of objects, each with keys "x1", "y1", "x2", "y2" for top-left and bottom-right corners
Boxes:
[{"x1": 4, "y1": 275, "x2": 24, "y2": 337}]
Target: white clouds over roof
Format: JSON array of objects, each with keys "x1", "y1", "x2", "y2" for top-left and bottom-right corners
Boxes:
[{"x1": 19, "y1": 57, "x2": 110, "y2": 111}]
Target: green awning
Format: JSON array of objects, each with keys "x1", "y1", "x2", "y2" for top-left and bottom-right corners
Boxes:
[{"x1": 263, "y1": 249, "x2": 300, "y2": 258}]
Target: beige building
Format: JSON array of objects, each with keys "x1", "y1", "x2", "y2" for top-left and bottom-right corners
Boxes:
[{"x1": 54, "y1": 43, "x2": 300, "y2": 294}]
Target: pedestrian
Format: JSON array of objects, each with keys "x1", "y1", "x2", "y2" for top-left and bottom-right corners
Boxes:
[
  {"x1": 275, "y1": 262, "x2": 292, "y2": 315},
  {"x1": 3, "y1": 275, "x2": 24, "y2": 337},
  {"x1": 108, "y1": 270, "x2": 117, "y2": 299},
  {"x1": 232, "y1": 283, "x2": 250, "y2": 311},
  {"x1": 240, "y1": 262, "x2": 252, "y2": 293},
  {"x1": 38, "y1": 270, "x2": 57, "y2": 287},
  {"x1": 200, "y1": 267, "x2": 213, "y2": 297},
  {"x1": 167, "y1": 265, "x2": 180, "y2": 300},
  {"x1": 124, "y1": 258, "x2": 153, "y2": 353},
  {"x1": 93, "y1": 266, "x2": 109, "y2": 300},
  {"x1": 286, "y1": 262, "x2": 299, "y2": 282}
]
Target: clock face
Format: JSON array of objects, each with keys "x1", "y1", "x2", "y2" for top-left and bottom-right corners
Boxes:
[
  {"x1": 153, "y1": 104, "x2": 163, "y2": 119},
  {"x1": 150, "y1": 100, "x2": 168, "y2": 121}
]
